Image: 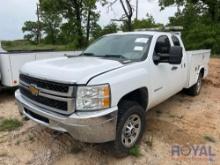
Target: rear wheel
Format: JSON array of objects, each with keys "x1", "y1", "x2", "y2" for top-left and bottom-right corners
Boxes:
[
  {"x1": 186, "y1": 73, "x2": 203, "y2": 96},
  {"x1": 114, "y1": 101, "x2": 145, "y2": 156}
]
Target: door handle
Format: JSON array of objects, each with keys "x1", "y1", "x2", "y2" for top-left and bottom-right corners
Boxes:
[{"x1": 171, "y1": 66, "x2": 178, "y2": 71}]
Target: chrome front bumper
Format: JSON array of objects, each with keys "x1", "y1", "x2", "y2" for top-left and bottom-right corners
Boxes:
[{"x1": 15, "y1": 90, "x2": 118, "y2": 143}]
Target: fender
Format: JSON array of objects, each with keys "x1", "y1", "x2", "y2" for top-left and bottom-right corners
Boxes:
[{"x1": 87, "y1": 62, "x2": 152, "y2": 108}]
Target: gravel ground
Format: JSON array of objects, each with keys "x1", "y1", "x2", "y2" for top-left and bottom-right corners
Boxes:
[{"x1": 0, "y1": 58, "x2": 220, "y2": 165}]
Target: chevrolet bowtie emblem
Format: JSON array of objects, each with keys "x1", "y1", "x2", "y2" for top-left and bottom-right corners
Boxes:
[{"x1": 29, "y1": 84, "x2": 39, "y2": 96}]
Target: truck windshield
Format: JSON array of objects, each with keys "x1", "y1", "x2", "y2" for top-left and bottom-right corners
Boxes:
[{"x1": 83, "y1": 34, "x2": 152, "y2": 61}]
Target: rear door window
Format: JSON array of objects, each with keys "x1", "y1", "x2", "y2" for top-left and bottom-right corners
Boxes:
[{"x1": 171, "y1": 35, "x2": 181, "y2": 46}]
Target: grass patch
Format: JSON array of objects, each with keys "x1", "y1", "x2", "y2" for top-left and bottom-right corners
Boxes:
[
  {"x1": 128, "y1": 145, "x2": 141, "y2": 157},
  {"x1": 203, "y1": 135, "x2": 216, "y2": 143},
  {"x1": 0, "y1": 118, "x2": 23, "y2": 132},
  {"x1": 28, "y1": 134, "x2": 34, "y2": 142},
  {"x1": 15, "y1": 140, "x2": 20, "y2": 145}
]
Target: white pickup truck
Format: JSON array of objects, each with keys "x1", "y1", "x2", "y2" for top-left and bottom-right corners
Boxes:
[
  {"x1": 0, "y1": 43, "x2": 80, "y2": 89},
  {"x1": 15, "y1": 31, "x2": 210, "y2": 154}
]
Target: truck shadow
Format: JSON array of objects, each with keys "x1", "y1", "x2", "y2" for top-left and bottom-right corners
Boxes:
[{"x1": 0, "y1": 87, "x2": 17, "y2": 103}]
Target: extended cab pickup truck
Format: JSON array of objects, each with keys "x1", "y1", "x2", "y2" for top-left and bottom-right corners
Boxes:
[{"x1": 15, "y1": 31, "x2": 210, "y2": 154}]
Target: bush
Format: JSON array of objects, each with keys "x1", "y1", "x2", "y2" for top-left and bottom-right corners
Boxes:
[{"x1": 128, "y1": 145, "x2": 141, "y2": 157}]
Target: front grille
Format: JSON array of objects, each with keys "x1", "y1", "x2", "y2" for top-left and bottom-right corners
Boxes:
[
  {"x1": 24, "y1": 108, "x2": 49, "y2": 123},
  {"x1": 20, "y1": 87, "x2": 68, "y2": 111},
  {"x1": 20, "y1": 74, "x2": 69, "y2": 93}
]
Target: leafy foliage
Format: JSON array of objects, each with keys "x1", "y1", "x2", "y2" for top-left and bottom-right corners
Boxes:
[
  {"x1": 23, "y1": 0, "x2": 107, "y2": 48},
  {"x1": 121, "y1": 14, "x2": 162, "y2": 31},
  {"x1": 20, "y1": 0, "x2": 220, "y2": 53},
  {"x1": 40, "y1": 7, "x2": 62, "y2": 44},
  {"x1": 22, "y1": 21, "x2": 43, "y2": 44},
  {"x1": 164, "y1": 0, "x2": 220, "y2": 54},
  {"x1": 100, "y1": 23, "x2": 118, "y2": 36},
  {"x1": 128, "y1": 145, "x2": 141, "y2": 157},
  {"x1": 90, "y1": 23, "x2": 118, "y2": 43}
]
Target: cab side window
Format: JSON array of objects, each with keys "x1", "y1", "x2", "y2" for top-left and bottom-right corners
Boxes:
[
  {"x1": 172, "y1": 35, "x2": 181, "y2": 46},
  {"x1": 154, "y1": 35, "x2": 171, "y2": 55}
]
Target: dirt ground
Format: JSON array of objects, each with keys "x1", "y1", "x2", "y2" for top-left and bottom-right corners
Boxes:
[{"x1": 0, "y1": 58, "x2": 220, "y2": 165}]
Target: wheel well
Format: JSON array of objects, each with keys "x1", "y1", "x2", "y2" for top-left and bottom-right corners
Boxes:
[
  {"x1": 118, "y1": 87, "x2": 148, "y2": 110},
  {"x1": 200, "y1": 68, "x2": 205, "y2": 78}
]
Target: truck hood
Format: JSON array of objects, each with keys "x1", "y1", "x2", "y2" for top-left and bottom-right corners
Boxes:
[{"x1": 20, "y1": 56, "x2": 124, "y2": 84}]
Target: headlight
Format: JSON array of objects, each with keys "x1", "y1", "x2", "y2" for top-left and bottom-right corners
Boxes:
[{"x1": 76, "y1": 84, "x2": 111, "y2": 111}]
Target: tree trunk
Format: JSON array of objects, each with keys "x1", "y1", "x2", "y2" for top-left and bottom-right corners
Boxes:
[
  {"x1": 50, "y1": 25, "x2": 55, "y2": 44},
  {"x1": 72, "y1": 0, "x2": 83, "y2": 47},
  {"x1": 86, "y1": 9, "x2": 91, "y2": 45},
  {"x1": 127, "y1": 17, "x2": 132, "y2": 31},
  {"x1": 119, "y1": 0, "x2": 133, "y2": 31},
  {"x1": 36, "y1": 3, "x2": 41, "y2": 44}
]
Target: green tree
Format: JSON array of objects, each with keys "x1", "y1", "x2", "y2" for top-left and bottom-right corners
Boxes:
[
  {"x1": 101, "y1": 23, "x2": 118, "y2": 35},
  {"x1": 22, "y1": 21, "x2": 43, "y2": 44},
  {"x1": 38, "y1": 0, "x2": 105, "y2": 48},
  {"x1": 83, "y1": 0, "x2": 101, "y2": 45},
  {"x1": 159, "y1": 0, "x2": 220, "y2": 23},
  {"x1": 39, "y1": 0, "x2": 62, "y2": 44},
  {"x1": 90, "y1": 23, "x2": 118, "y2": 40},
  {"x1": 121, "y1": 14, "x2": 162, "y2": 30},
  {"x1": 91, "y1": 24, "x2": 103, "y2": 39},
  {"x1": 41, "y1": 12, "x2": 62, "y2": 44},
  {"x1": 161, "y1": 0, "x2": 220, "y2": 54}
]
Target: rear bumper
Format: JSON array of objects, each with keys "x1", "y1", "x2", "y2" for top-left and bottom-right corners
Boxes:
[{"x1": 15, "y1": 90, "x2": 118, "y2": 143}]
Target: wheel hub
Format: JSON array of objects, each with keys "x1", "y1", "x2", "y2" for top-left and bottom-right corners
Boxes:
[
  {"x1": 121, "y1": 114, "x2": 141, "y2": 148},
  {"x1": 124, "y1": 122, "x2": 135, "y2": 137}
]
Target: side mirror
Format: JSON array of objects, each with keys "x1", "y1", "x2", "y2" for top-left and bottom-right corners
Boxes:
[{"x1": 169, "y1": 46, "x2": 183, "y2": 64}]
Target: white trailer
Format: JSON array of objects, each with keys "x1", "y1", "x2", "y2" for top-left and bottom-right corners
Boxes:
[{"x1": 0, "y1": 43, "x2": 80, "y2": 88}]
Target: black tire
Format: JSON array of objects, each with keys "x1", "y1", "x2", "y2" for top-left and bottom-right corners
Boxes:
[
  {"x1": 186, "y1": 72, "x2": 203, "y2": 96},
  {"x1": 114, "y1": 100, "x2": 145, "y2": 157}
]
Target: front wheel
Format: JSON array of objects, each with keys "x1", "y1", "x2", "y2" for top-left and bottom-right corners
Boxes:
[{"x1": 114, "y1": 101, "x2": 145, "y2": 156}]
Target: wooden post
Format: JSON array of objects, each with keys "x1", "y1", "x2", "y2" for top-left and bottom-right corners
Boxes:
[
  {"x1": 136, "y1": 0, "x2": 138, "y2": 20},
  {"x1": 36, "y1": 3, "x2": 41, "y2": 44}
]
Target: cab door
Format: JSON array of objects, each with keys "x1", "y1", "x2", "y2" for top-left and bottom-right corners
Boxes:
[
  {"x1": 150, "y1": 35, "x2": 183, "y2": 107},
  {"x1": 171, "y1": 35, "x2": 188, "y2": 89}
]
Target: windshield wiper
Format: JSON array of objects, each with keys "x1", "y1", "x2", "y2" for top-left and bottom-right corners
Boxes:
[
  {"x1": 81, "y1": 53, "x2": 128, "y2": 60},
  {"x1": 81, "y1": 52, "x2": 96, "y2": 56},
  {"x1": 103, "y1": 54, "x2": 127, "y2": 59}
]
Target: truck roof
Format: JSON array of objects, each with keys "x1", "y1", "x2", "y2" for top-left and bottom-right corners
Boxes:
[{"x1": 107, "y1": 31, "x2": 180, "y2": 37}]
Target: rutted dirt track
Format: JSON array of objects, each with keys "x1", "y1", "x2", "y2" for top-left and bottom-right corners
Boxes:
[{"x1": 0, "y1": 58, "x2": 220, "y2": 165}]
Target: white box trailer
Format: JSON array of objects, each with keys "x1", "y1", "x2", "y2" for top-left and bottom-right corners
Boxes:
[{"x1": 0, "y1": 43, "x2": 81, "y2": 88}]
